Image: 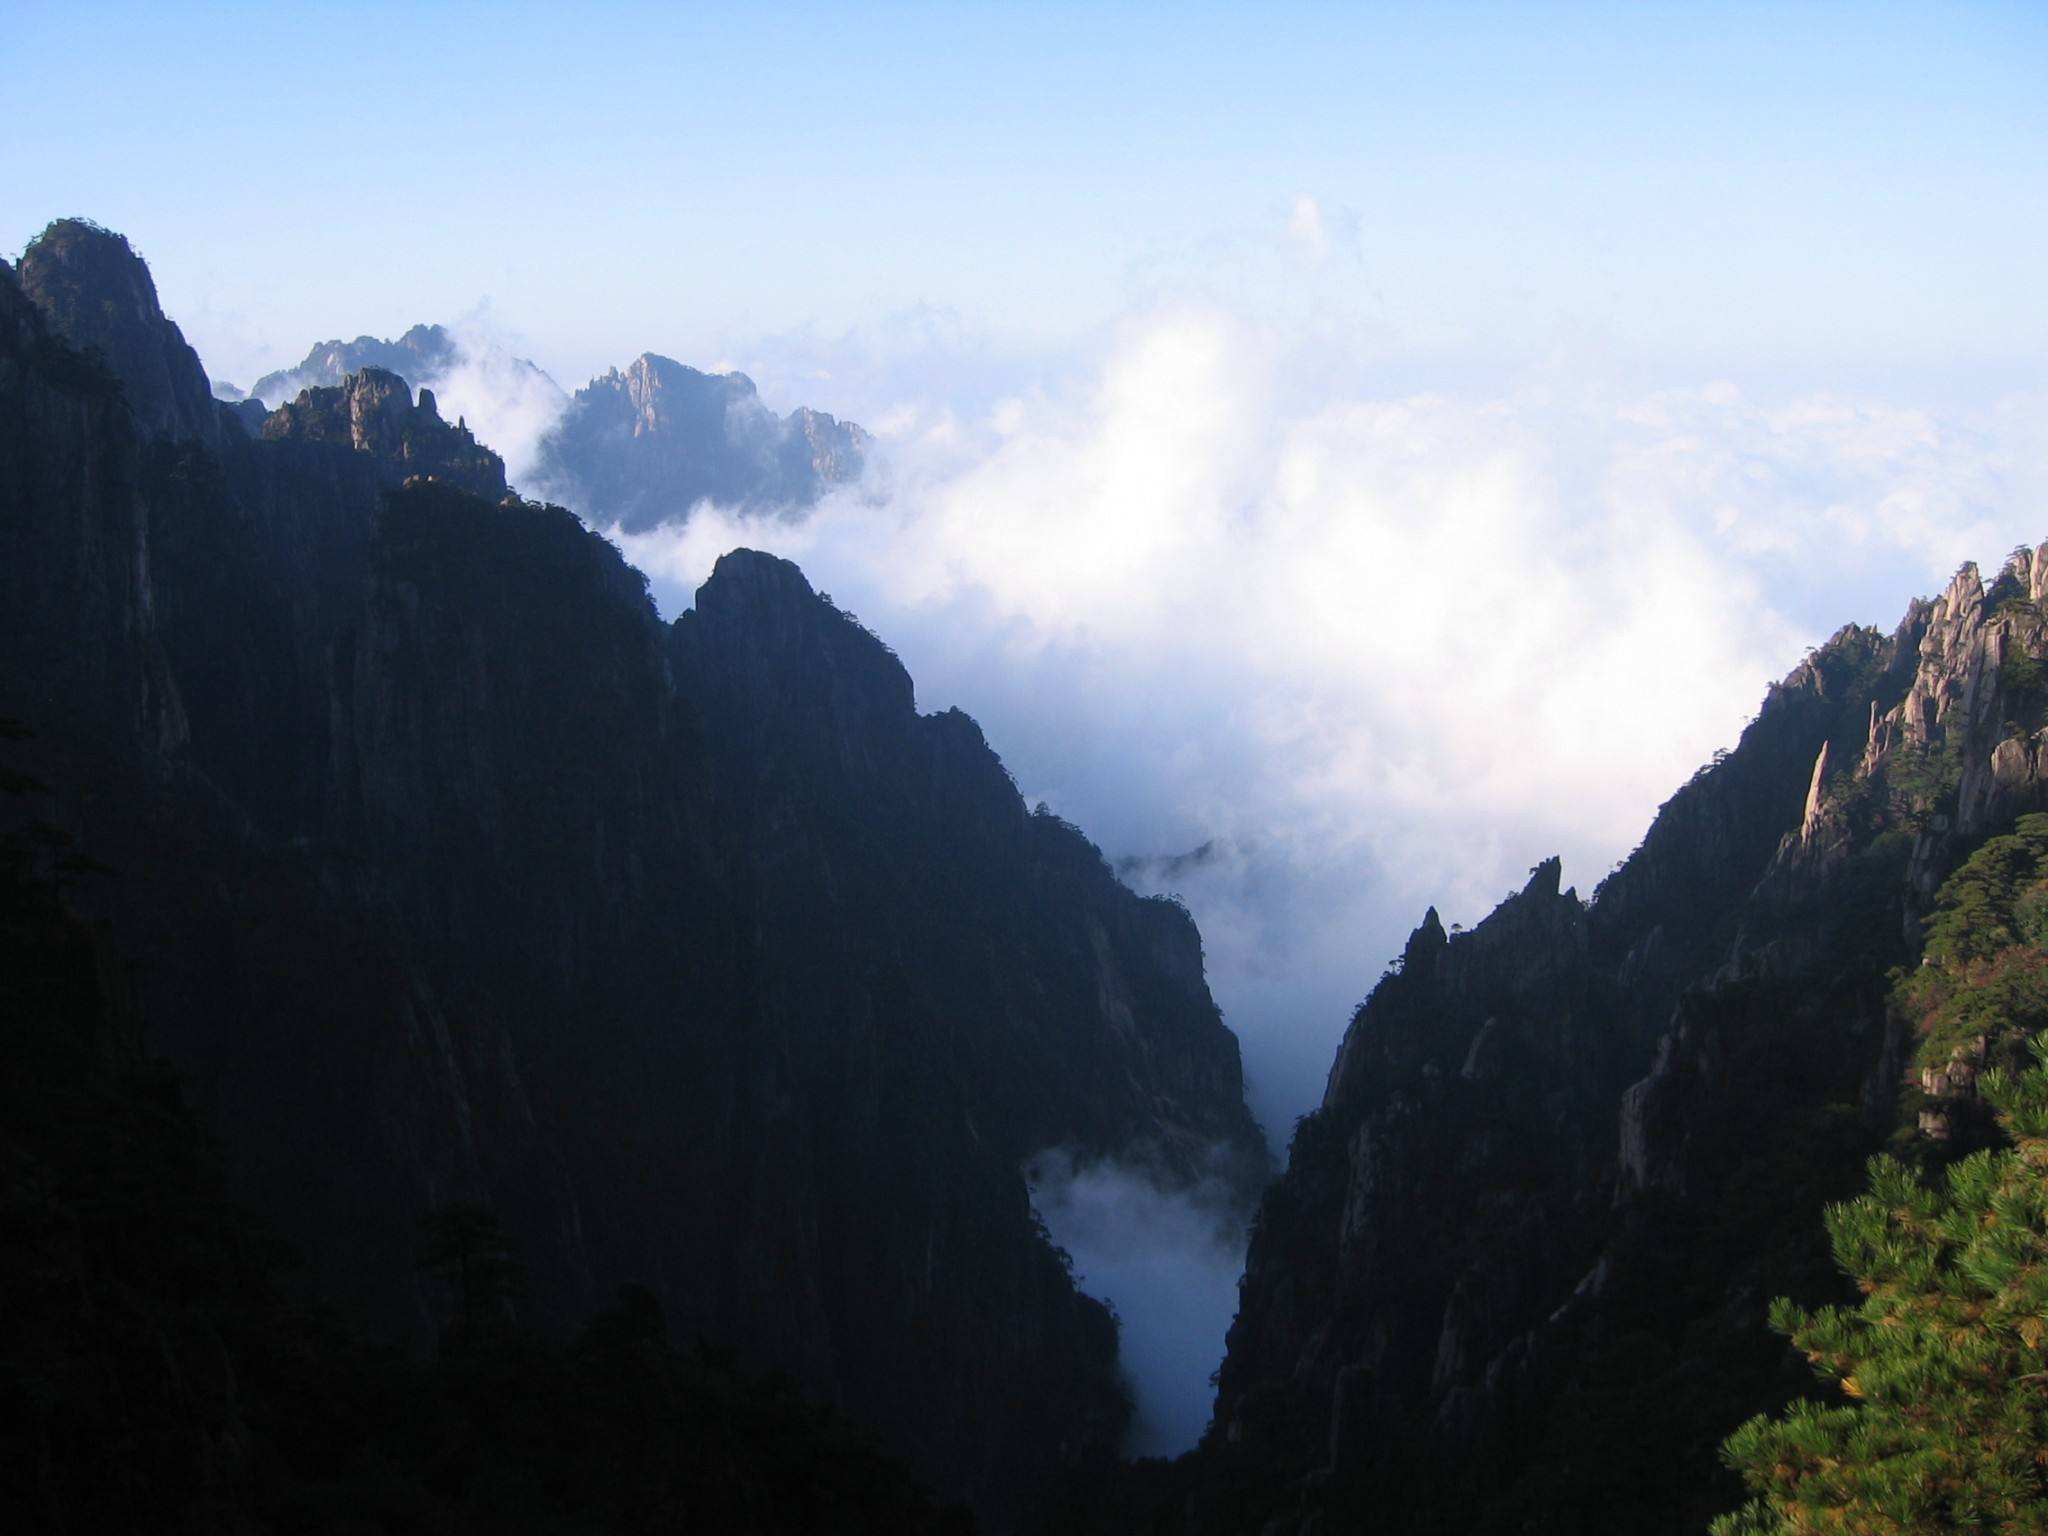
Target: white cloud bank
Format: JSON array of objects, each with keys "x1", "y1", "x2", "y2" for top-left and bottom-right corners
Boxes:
[
  {"x1": 411, "y1": 317, "x2": 570, "y2": 489},
  {"x1": 588, "y1": 295, "x2": 2046, "y2": 1460},
  {"x1": 613, "y1": 310, "x2": 2046, "y2": 1146},
  {"x1": 171, "y1": 186, "x2": 2048, "y2": 1462}
]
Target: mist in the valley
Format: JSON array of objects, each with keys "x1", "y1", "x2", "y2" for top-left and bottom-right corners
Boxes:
[
  {"x1": 1024, "y1": 1149, "x2": 1250, "y2": 1458},
  {"x1": 603, "y1": 317, "x2": 2044, "y2": 1452},
  {"x1": 298, "y1": 216, "x2": 2048, "y2": 1455}
]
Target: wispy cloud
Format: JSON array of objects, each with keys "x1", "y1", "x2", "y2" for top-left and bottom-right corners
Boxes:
[{"x1": 1287, "y1": 193, "x2": 1329, "y2": 266}]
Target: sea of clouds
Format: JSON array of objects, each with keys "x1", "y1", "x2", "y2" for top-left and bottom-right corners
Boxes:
[
  {"x1": 592, "y1": 305, "x2": 2044, "y2": 1452},
  {"x1": 233, "y1": 222, "x2": 2047, "y2": 1454},
  {"x1": 609, "y1": 307, "x2": 2048, "y2": 1140}
]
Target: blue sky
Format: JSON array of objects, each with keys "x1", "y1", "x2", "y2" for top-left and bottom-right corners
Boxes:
[{"x1": 7, "y1": 1, "x2": 2046, "y2": 397}]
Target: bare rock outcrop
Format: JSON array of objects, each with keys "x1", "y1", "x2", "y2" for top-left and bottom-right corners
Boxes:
[
  {"x1": 1197, "y1": 557, "x2": 2047, "y2": 1535},
  {"x1": 260, "y1": 367, "x2": 509, "y2": 501}
]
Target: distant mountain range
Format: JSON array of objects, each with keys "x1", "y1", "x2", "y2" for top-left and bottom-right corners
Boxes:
[
  {"x1": 240, "y1": 323, "x2": 867, "y2": 528},
  {"x1": 247, "y1": 321, "x2": 481, "y2": 406}
]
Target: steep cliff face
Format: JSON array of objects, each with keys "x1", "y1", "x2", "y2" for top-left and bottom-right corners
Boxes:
[
  {"x1": 0, "y1": 258, "x2": 186, "y2": 756},
  {"x1": 1784, "y1": 555, "x2": 2048, "y2": 901},
  {"x1": 0, "y1": 823, "x2": 979, "y2": 1536},
  {"x1": 1185, "y1": 561, "x2": 2048, "y2": 1535},
  {"x1": 672, "y1": 549, "x2": 1262, "y2": 1189},
  {"x1": 535, "y1": 351, "x2": 869, "y2": 529},
  {"x1": 1, "y1": 223, "x2": 1260, "y2": 1524},
  {"x1": 16, "y1": 219, "x2": 221, "y2": 449}
]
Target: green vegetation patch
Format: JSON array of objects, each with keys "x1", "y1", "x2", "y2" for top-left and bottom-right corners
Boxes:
[
  {"x1": 1714, "y1": 1034, "x2": 2048, "y2": 1534},
  {"x1": 1897, "y1": 813, "x2": 2048, "y2": 1078}
]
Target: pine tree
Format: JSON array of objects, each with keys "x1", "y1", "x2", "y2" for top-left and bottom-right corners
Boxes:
[
  {"x1": 1713, "y1": 1033, "x2": 2048, "y2": 1534},
  {"x1": 418, "y1": 1201, "x2": 526, "y2": 1339}
]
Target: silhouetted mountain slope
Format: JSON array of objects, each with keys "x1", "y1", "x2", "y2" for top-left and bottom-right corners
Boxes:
[
  {"x1": 0, "y1": 808, "x2": 976, "y2": 1536},
  {"x1": 534, "y1": 352, "x2": 868, "y2": 529},
  {"x1": 1086, "y1": 557, "x2": 2048, "y2": 1534},
  {"x1": 17, "y1": 218, "x2": 221, "y2": 448},
  {"x1": 0, "y1": 222, "x2": 1260, "y2": 1525}
]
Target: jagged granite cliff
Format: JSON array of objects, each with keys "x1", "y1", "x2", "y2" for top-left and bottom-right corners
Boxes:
[
  {"x1": 1074, "y1": 551, "x2": 2048, "y2": 1535},
  {"x1": 0, "y1": 222, "x2": 1261, "y2": 1525},
  {"x1": 533, "y1": 351, "x2": 868, "y2": 529},
  {"x1": 260, "y1": 367, "x2": 508, "y2": 500}
]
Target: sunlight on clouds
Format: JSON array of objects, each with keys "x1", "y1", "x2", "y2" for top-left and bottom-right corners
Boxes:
[
  {"x1": 600, "y1": 313, "x2": 2047, "y2": 1161},
  {"x1": 596, "y1": 320, "x2": 2042, "y2": 1454}
]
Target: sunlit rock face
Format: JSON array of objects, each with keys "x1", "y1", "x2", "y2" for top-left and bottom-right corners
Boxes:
[
  {"x1": 1, "y1": 222, "x2": 1259, "y2": 1528},
  {"x1": 534, "y1": 351, "x2": 868, "y2": 529},
  {"x1": 1185, "y1": 552, "x2": 2048, "y2": 1536},
  {"x1": 260, "y1": 366, "x2": 508, "y2": 501}
]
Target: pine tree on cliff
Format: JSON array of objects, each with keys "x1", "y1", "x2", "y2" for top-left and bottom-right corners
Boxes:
[
  {"x1": 419, "y1": 1202, "x2": 525, "y2": 1339},
  {"x1": 1713, "y1": 1033, "x2": 2048, "y2": 1533}
]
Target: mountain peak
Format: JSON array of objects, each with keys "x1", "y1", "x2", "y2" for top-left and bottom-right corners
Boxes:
[
  {"x1": 681, "y1": 546, "x2": 916, "y2": 731},
  {"x1": 703, "y1": 544, "x2": 813, "y2": 594},
  {"x1": 18, "y1": 218, "x2": 219, "y2": 446},
  {"x1": 536, "y1": 354, "x2": 865, "y2": 531},
  {"x1": 615, "y1": 352, "x2": 758, "y2": 425},
  {"x1": 1521, "y1": 854, "x2": 1563, "y2": 900}
]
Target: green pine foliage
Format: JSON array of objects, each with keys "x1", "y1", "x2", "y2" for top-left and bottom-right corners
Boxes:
[
  {"x1": 1896, "y1": 814, "x2": 2048, "y2": 1116},
  {"x1": 1713, "y1": 1038, "x2": 2048, "y2": 1533},
  {"x1": 1715, "y1": 818, "x2": 2048, "y2": 1534}
]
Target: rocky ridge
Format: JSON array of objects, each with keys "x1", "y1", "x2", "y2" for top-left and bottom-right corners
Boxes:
[
  {"x1": 245, "y1": 319, "x2": 869, "y2": 526},
  {"x1": 1156, "y1": 549, "x2": 2048, "y2": 1535},
  {"x1": 261, "y1": 367, "x2": 509, "y2": 500}
]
